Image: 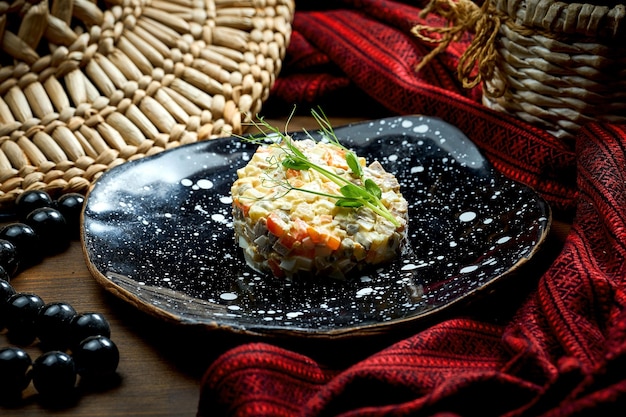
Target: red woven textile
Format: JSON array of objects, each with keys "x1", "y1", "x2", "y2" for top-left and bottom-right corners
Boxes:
[
  {"x1": 198, "y1": 1, "x2": 626, "y2": 416},
  {"x1": 199, "y1": 122, "x2": 626, "y2": 416},
  {"x1": 267, "y1": 0, "x2": 577, "y2": 214}
]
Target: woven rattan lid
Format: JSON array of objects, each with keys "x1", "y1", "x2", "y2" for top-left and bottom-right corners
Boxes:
[
  {"x1": 493, "y1": 0, "x2": 625, "y2": 39},
  {"x1": 0, "y1": 0, "x2": 294, "y2": 209}
]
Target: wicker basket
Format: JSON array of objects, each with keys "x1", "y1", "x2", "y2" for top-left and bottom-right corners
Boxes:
[
  {"x1": 0, "y1": 0, "x2": 294, "y2": 210},
  {"x1": 414, "y1": 0, "x2": 626, "y2": 140}
]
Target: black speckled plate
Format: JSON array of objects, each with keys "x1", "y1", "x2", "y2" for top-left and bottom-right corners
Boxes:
[{"x1": 81, "y1": 115, "x2": 551, "y2": 338}]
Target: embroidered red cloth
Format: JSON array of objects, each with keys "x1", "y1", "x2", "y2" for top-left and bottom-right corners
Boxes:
[
  {"x1": 198, "y1": 1, "x2": 626, "y2": 415},
  {"x1": 266, "y1": 0, "x2": 577, "y2": 214}
]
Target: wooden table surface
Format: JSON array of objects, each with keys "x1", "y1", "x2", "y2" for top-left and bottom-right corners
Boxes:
[
  {"x1": 0, "y1": 115, "x2": 377, "y2": 417},
  {"x1": 0, "y1": 114, "x2": 570, "y2": 416}
]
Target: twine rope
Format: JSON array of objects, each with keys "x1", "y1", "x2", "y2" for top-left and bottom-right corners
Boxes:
[{"x1": 412, "y1": 0, "x2": 502, "y2": 92}]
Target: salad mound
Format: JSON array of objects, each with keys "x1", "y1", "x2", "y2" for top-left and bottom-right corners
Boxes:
[{"x1": 231, "y1": 111, "x2": 408, "y2": 280}]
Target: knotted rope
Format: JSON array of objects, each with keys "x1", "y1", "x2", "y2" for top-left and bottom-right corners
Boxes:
[{"x1": 412, "y1": 0, "x2": 503, "y2": 93}]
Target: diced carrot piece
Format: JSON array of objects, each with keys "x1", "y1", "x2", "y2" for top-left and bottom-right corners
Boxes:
[
  {"x1": 281, "y1": 218, "x2": 310, "y2": 249},
  {"x1": 292, "y1": 218, "x2": 309, "y2": 241},
  {"x1": 233, "y1": 198, "x2": 250, "y2": 216},
  {"x1": 324, "y1": 148, "x2": 348, "y2": 169},
  {"x1": 266, "y1": 212, "x2": 287, "y2": 237},
  {"x1": 325, "y1": 234, "x2": 341, "y2": 251},
  {"x1": 279, "y1": 233, "x2": 297, "y2": 249},
  {"x1": 307, "y1": 226, "x2": 323, "y2": 243}
]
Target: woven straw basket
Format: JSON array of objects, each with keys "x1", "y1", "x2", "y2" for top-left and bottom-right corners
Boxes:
[
  {"x1": 0, "y1": 0, "x2": 294, "y2": 210},
  {"x1": 414, "y1": 0, "x2": 626, "y2": 140}
]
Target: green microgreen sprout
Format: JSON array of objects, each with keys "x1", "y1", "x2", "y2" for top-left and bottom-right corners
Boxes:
[{"x1": 238, "y1": 108, "x2": 400, "y2": 227}]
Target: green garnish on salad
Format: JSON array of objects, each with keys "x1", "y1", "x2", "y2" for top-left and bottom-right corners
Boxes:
[{"x1": 239, "y1": 108, "x2": 401, "y2": 228}]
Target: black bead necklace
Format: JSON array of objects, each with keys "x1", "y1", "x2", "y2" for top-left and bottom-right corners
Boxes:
[{"x1": 0, "y1": 190, "x2": 119, "y2": 403}]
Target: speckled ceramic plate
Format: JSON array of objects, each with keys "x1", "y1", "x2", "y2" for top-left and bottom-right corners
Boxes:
[{"x1": 82, "y1": 115, "x2": 551, "y2": 338}]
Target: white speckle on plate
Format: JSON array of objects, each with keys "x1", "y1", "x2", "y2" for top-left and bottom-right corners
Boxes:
[
  {"x1": 197, "y1": 179, "x2": 214, "y2": 189},
  {"x1": 497, "y1": 236, "x2": 512, "y2": 244},
  {"x1": 220, "y1": 292, "x2": 238, "y2": 301},
  {"x1": 460, "y1": 265, "x2": 479, "y2": 274},
  {"x1": 220, "y1": 196, "x2": 233, "y2": 204},
  {"x1": 181, "y1": 179, "x2": 193, "y2": 187},
  {"x1": 286, "y1": 311, "x2": 304, "y2": 318},
  {"x1": 211, "y1": 213, "x2": 227, "y2": 223},
  {"x1": 411, "y1": 166, "x2": 425, "y2": 173},
  {"x1": 356, "y1": 287, "x2": 375, "y2": 297},
  {"x1": 459, "y1": 211, "x2": 477, "y2": 222},
  {"x1": 401, "y1": 263, "x2": 427, "y2": 271},
  {"x1": 413, "y1": 124, "x2": 429, "y2": 133}
]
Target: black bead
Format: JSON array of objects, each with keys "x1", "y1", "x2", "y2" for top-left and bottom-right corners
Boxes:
[
  {"x1": 0, "y1": 279, "x2": 16, "y2": 330},
  {"x1": 5, "y1": 293, "x2": 45, "y2": 344},
  {"x1": 0, "y1": 265, "x2": 10, "y2": 283},
  {"x1": 0, "y1": 239, "x2": 19, "y2": 278},
  {"x1": 0, "y1": 223, "x2": 41, "y2": 266},
  {"x1": 15, "y1": 190, "x2": 53, "y2": 221},
  {"x1": 56, "y1": 193, "x2": 85, "y2": 238},
  {"x1": 73, "y1": 336, "x2": 119, "y2": 377},
  {"x1": 0, "y1": 347, "x2": 32, "y2": 394},
  {"x1": 0, "y1": 279, "x2": 15, "y2": 302},
  {"x1": 25, "y1": 207, "x2": 69, "y2": 255},
  {"x1": 36, "y1": 302, "x2": 77, "y2": 350},
  {"x1": 70, "y1": 312, "x2": 111, "y2": 346},
  {"x1": 31, "y1": 351, "x2": 77, "y2": 397}
]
